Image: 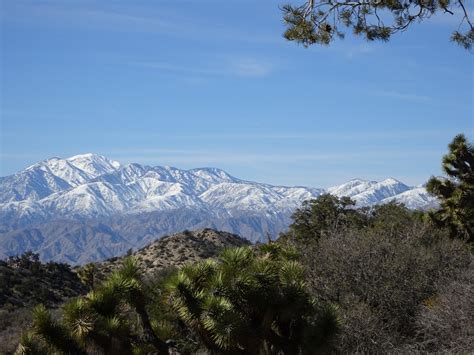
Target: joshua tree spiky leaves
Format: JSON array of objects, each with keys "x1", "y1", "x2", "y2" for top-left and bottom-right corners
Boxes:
[
  {"x1": 166, "y1": 245, "x2": 340, "y2": 354},
  {"x1": 17, "y1": 249, "x2": 340, "y2": 354},
  {"x1": 16, "y1": 257, "x2": 170, "y2": 354},
  {"x1": 76, "y1": 263, "x2": 97, "y2": 291}
]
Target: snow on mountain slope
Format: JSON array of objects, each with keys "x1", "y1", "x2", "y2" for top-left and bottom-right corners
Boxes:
[
  {"x1": 272, "y1": 186, "x2": 325, "y2": 211},
  {"x1": 200, "y1": 182, "x2": 283, "y2": 212},
  {"x1": 381, "y1": 187, "x2": 438, "y2": 210},
  {"x1": 40, "y1": 182, "x2": 131, "y2": 217},
  {"x1": 328, "y1": 179, "x2": 378, "y2": 197},
  {"x1": 189, "y1": 167, "x2": 239, "y2": 184},
  {"x1": 0, "y1": 154, "x2": 121, "y2": 204},
  {"x1": 66, "y1": 153, "x2": 121, "y2": 177},
  {"x1": 345, "y1": 178, "x2": 411, "y2": 206},
  {"x1": 39, "y1": 157, "x2": 92, "y2": 186},
  {"x1": 0, "y1": 153, "x2": 439, "y2": 263},
  {"x1": 0, "y1": 166, "x2": 72, "y2": 203},
  {"x1": 0, "y1": 154, "x2": 436, "y2": 223}
]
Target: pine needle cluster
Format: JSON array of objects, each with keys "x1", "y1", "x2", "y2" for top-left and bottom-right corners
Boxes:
[
  {"x1": 282, "y1": 0, "x2": 474, "y2": 50},
  {"x1": 427, "y1": 134, "x2": 474, "y2": 243}
]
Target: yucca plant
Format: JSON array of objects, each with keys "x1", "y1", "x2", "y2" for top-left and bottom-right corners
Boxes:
[
  {"x1": 15, "y1": 305, "x2": 91, "y2": 355},
  {"x1": 17, "y1": 248, "x2": 339, "y2": 354},
  {"x1": 16, "y1": 257, "x2": 170, "y2": 354},
  {"x1": 166, "y1": 245, "x2": 339, "y2": 354},
  {"x1": 76, "y1": 263, "x2": 97, "y2": 290},
  {"x1": 14, "y1": 332, "x2": 49, "y2": 355}
]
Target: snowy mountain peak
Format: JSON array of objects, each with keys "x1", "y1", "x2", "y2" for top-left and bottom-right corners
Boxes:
[
  {"x1": 44, "y1": 157, "x2": 62, "y2": 163},
  {"x1": 348, "y1": 178, "x2": 370, "y2": 184},
  {"x1": 0, "y1": 154, "x2": 439, "y2": 263},
  {"x1": 24, "y1": 157, "x2": 60, "y2": 172},
  {"x1": 380, "y1": 177, "x2": 404, "y2": 185},
  {"x1": 0, "y1": 153, "x2": 437, "y2": 226},
  {"x1": 190, "y1": 167, "x2": 238, "y2": 183},
  {"x1": 66, "y1": 153, "x2": 121, "y2": 176},
  {"x1": 328, "y1": 179, "x2": 377, "y2": 197},
  {"x1": 68, "y1": 153, "x2": 96, "y2": 159}
]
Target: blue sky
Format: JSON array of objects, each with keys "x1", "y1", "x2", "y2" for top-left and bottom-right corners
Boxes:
[{"x1": 1, "y1": 0, "x2": 473, "y2": 187}]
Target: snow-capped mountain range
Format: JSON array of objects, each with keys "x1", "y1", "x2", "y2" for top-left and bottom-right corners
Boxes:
[{"x1": 0, "y1": 154, "x2": 437, "y2": 264}]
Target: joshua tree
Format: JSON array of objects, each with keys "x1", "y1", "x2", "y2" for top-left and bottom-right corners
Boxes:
[
  {"x1": 76, "y1": 263, "x2": 97, "y2": 290},
  {"x1": 166, "y1": 245, "x2": 340, "y2": 354},
  {"x1": 17, "y1": 248, "x2": 340, "y2": 354},
  {"x1": 16, "y1": 258, "x2": 169, "y2": 354}
]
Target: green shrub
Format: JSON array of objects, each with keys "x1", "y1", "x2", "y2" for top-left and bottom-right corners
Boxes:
[{"x1": 281, "y1": 197, "x2": 472, "y2": 352}]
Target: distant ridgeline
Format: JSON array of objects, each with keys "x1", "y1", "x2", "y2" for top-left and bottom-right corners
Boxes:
[{"x1": 0, "y1": 154, "x2": 437, "y2": 264}]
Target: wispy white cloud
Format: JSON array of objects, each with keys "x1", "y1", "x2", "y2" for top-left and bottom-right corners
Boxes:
[
  {"x1": 3, "y1": 2, "x2": 280, "y2": 44},
  {"x1": 345, "y1": 43, "x2": 375, "y2": 58},
  {"x1": 305, "y1": 37, "x2": 378, "y2": 58},
  {"x1": 135, "y1": 62, "x2": 223, "y2": 76},
  {"x1": 106, "y1": 148, "x2": 442, "y2": 167},
  {"x1": 134, "y1": 57, "x2": 273, "y2": 78},
  {"x1": 368, "y1": 90, "x2": 432, "y2": 103},
  {"x1": 110, "y1": 153, "x2": 342, "y2": 166},
  {"x1": 3, "y1": 3, "x2": 178, "y2": 34},
  {"x1": 143, "y1": 129, "x2": 457, "y2": 141},
  {"x1": 229, "y1": 58, "x2": 273, "y2": 77},
  {"x1": 0, "y1": 153, "x2": 42, "y2": 159}
]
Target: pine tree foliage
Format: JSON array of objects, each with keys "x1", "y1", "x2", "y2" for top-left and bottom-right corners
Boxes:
[
  {"x1": 426, "y1": 133, "x2": 474, "y2": 243},
  {"x1": 288, "y1": 193, "x2": 367, "y2": 241},
  {"x1": 166, "y1": 245, "x2": 340, "y2": 353},
  {"x1": 282, "y1": 0, "x2": 474, "y2": 50}
]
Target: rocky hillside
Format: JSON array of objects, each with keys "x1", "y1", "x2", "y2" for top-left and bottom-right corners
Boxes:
[
  {"x1": 0, "y1": 253, "x2": 86, "y2": 354},
  {"x1": 95, "y1": 228, "x2": 251, "y2": 279},
  {"x1": 0, "y1": 229, "x2": 250, "y2": 353}
]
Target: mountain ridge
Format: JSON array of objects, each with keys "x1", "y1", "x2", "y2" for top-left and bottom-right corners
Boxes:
[{"x1": 0, "y1": 153, "x2": 438, "y2": 264}]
